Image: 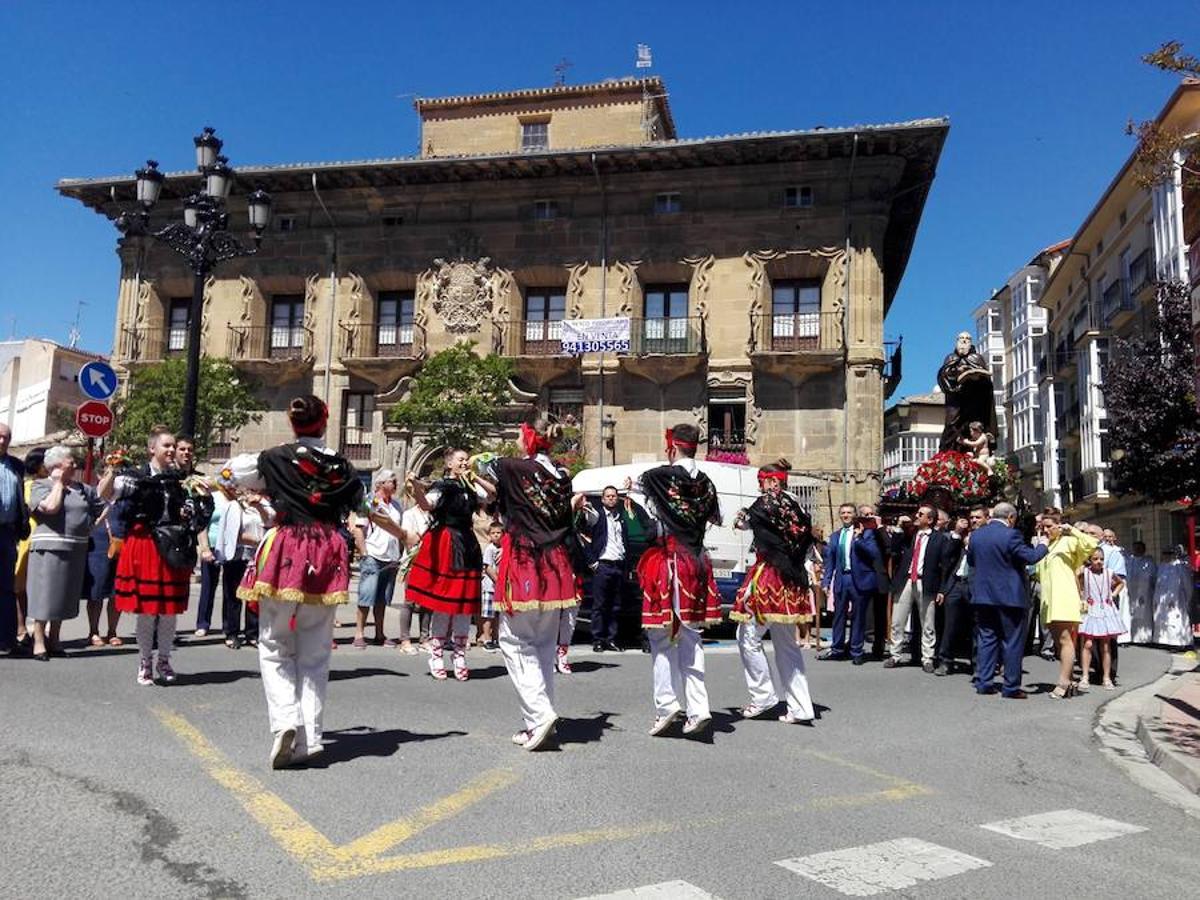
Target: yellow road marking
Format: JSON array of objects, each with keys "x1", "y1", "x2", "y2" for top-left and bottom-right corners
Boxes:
[{"x1": 156, "y1": 708, "x2": 932, "y2": 881}]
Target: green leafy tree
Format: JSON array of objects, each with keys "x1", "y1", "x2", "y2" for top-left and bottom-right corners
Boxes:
[
  {"x1": 110, "y1": 357, "x2": 264, "y2": 459},
  {"x1": 387, "y1": 342, "x2": 514, "y2": 450},
  {"x1": 1102, "y1": 281, "x2": 1200, "y2": 504}
]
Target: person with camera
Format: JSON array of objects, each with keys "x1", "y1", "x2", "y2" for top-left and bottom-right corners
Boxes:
[{"x1": 819, "y1": 503, "x2": 881, "y2": 664}]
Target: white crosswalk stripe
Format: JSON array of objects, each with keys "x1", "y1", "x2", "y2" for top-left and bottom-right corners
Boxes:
[
  {"x1": 576, "y1": 881, "x2": 719, "y2": 899},
  {"x1": 979, "y1": 808, "x2": 1147, "y2": 849},
  {"x1": 775, "y1": 837, "x2": 992, "y2": 897}
]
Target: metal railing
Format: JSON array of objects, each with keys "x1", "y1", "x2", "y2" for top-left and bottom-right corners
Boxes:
[
  {"x1": 338, "y1": 321, "x2": 426, "y2": 360},
  {"x1": 493, "y1": 319, "x2": 571, "y2": 357},
  {"x1": 707, "y1": 429, "x2": 746, "y2": 453},
  {"x1": 629, "y1": 316, "x2": 705, "y2": 355},
  {"x1": 1101, "y1": 279, "x2": 1135, "y2": 325},
  {"x1": 118, "y1": 326, "x2": 165, "y2": 362},
  {"x1": 226, "y1": 324, "x2": 314, "y2": 361},
  {"x1": 749, "y1": 311, "x2": 841, "y2": 353},
  {"x1": 340, "y1": 434, "x2": 373, "y2": 462}
]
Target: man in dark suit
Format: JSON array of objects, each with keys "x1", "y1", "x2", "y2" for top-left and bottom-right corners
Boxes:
[
  {"x1": 0, "y1": 423, "x2": 30, "y2": 655},
  {"x1": 934, "y1": 512, "x2": 980, "y2": 675},
  {"x1": 858, "y1": 504, "x2": 891, "y2": 659},
  {"x1": 585, "y1": 485, "x2": 631, "y2": 652},
  {"x1": 820, "y1": 502, "x2": 880, "y2": 664},
  {"x1": 966, "y1": 501, "x2": 1048, "y2": 698},
  {"x1": 884, "y1": 504, "x2": 953, "y2": 672}
]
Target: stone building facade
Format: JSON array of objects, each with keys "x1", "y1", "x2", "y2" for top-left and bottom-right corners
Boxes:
[{"x1": 59, "y1": 78, "x2": 946, "y2": 522}]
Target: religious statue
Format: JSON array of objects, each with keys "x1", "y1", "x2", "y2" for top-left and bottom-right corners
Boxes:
[{"x1": 937, "y1": 331, "x2": 997, "y2": 452}]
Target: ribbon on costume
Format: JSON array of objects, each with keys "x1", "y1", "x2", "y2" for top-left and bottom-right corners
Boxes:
[
  {"x1": 520, "y1": 422, "x2": 552, "y2": 456},
  {"x1": 664, "y1": 428, "x2": 698, "y2": 454}
]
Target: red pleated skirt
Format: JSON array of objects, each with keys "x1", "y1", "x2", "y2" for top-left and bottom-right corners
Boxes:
[
  {"x1": 237, "y1": 523, "x2": 349, "y2": 606},
  {"x1": 406, "y1": 526, "x2": 481, "y2": 616},
  {"x1": 113, "y1": 527, "x2": 192, "y2": 616},
  {"x1": 730, "y1": 557, "x2": 814, "y2": 624},
  {"x1": 497, "y1": 534, "x2": 579, "y2": 614},
  {"x1": 637, "y1": 537, "x2": 722, "y2": 630}
]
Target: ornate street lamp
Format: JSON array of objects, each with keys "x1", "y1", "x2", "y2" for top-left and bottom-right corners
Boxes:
[
  {"x1": 114, "y1": 127, "x2": 271, "y2": 441},
  {"x1": 601, "y1": 413, "x2": 617, "y2": 465}
]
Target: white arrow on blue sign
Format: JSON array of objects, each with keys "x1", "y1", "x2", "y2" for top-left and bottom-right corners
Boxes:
[{"x1": 78, "y1": 361, "x2": 118, "y2": 401}]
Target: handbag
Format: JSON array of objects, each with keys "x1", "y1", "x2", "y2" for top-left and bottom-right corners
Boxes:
[{"x1": 152, "y1": 524, "x2": 198, "y2": 570}]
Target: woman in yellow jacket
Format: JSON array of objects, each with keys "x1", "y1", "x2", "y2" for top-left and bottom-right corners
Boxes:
[{"x1": 1035, "y1": 513, "x2": 1099, "y2": 698}]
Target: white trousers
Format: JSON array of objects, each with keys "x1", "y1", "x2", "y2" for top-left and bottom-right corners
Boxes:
[
  {"x1": 136, "y1": 614, "x2": 176, "y2": 662},
  {"x1": 889, "y1": 579, "x2": 936, "y2": 663},
  {"x1": 499, "y1": 610, "x2": 559, "y2": 731},
  {"x1": 558, "y1": 605, "x2": 577, "y2": 646},
  {"x1": 648, "y1": 626, "x2": 709, "y2": 720},
  {"x1": 737, "y1": 620, "x2": 814, "y2": 719},
  {"x1": 258, "y1": 601, "x2": 336, "y2": 753}
]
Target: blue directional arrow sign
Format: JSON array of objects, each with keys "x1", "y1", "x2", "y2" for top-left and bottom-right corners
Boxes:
[{"x1": 78, "y1": 360, "x2": 118, "y2": 401}]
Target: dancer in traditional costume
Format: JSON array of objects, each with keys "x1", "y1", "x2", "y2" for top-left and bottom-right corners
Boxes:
[
  {"x1": 490, "y1": 418, "x2": 593, "y2": 751},
  {"x1": 109, "y1": 427, "x2": 212, "y2": 686},
  {"x1": 405, "y1": 448, "x2": 493, "y2": 681},
  {"x1": 731, "y1": 459, "x2": 816, "y2": 724},
  {"x1": 632, "y1": 424, "x2": 722, "y2": 738},
  {"x1": 228, "y1": 396, "x2": 364, "y2": 769}
]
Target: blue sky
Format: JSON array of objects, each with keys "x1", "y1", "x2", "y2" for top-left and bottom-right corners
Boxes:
[{"x1": 0, "y1": 0, "x2": 1194, "y2": 399}]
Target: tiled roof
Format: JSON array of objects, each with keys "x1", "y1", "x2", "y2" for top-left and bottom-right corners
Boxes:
[
  {"x1": 56, "y1": 117, "x2": 948, "y2": 188},
  {"x1": 414, "y1": 76, "x2": 665, "y2": 108}
]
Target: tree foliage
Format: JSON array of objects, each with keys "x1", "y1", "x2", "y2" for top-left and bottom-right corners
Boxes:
[
  {"x1": 110, "y1": 357, "x2": 263, "y2": 459},
  {"x1": 1128, "y1": 41, "x2": 1200, "y2": 189},
  {"x1": 1102, "y1": 281, "x2": 1200, "y2": 504},
  {"x1": 387, "y1": 342, "x2": 514, "y2": 451}
]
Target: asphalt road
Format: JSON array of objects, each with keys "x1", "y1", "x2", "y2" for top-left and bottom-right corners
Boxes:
[{"x1": 1, "y1": 596, "x2": 1197, "y2": 899}]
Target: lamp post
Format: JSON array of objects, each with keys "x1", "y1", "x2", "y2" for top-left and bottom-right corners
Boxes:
[
  {"x1": 114, "y1": 127, "x2": 271, "y2": 440},
  {"x1": 601, "y1": 413, "x2": 617, "y2": 465}
]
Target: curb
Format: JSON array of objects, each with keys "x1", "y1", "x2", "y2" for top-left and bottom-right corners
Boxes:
[{"x1": 1134, "y1": 654, "x2": 1200, "y2": 797}]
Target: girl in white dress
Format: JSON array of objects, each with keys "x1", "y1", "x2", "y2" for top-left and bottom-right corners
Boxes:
[{"x1": 1078, "y1": 549, "x2": 1125, "y2": 690}]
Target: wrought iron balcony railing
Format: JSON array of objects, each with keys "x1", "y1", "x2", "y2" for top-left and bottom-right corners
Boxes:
[
  {"x1": 749, "y1": 311, "x2": 841, "y2": 353},
  {"x1": 226, "y1": 324, "x2": 314, "y2": 361},
  {"x1": 338, "y1": 321, "x2": 426, "y2": 359}
]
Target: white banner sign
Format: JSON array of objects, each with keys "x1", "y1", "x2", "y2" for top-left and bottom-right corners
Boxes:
[{"x1": 560, "y1": 317, "x2": 631, "y2": 354}]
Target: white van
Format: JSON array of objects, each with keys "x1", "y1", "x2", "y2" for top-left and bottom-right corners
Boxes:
[{"x1": 572, "y1": 461, "x2": 763, "y2": 596}]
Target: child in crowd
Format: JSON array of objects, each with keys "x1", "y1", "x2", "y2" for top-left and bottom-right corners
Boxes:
[
  {"x1": 1078, "y1": 548, "x2": 1125, "y2": 690},
  {"x1": 480, "y1": 522, "x2": 503, "y2": 652}
]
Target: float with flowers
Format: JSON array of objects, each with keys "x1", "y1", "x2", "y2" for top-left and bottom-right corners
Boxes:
[{"x1": 879, "y1": 449, "x2": 1015, "y2": 518}]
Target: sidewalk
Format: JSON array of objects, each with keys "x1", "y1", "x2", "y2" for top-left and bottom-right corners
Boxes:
[{"x1": 1136, "y1": 652, "x2": 1200, "y2": 795}]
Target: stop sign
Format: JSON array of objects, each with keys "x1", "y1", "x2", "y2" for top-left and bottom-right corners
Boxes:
[{"x1": 76, "y1": 400, "x2": 114, "y2": 438}]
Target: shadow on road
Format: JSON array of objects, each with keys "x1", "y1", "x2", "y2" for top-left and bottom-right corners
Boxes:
[
  {"x1": 556, "y1": 712, "x2": 618, "y2": 746},
  {"x1": 311, "y1": 725, "x2": 468, "y2": 765},
  {"x1": 329, "y1": 667, "x2": 409, "y2": 681},
  {"x1": 175, "y1": 668, "x2": 260, "y2": 686}
]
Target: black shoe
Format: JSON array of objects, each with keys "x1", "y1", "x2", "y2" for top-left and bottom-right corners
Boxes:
[
  {"x1": 851, "y1": 656, "x2": 867, "y2": 666},
  {"x1": 593, "y1": 642, "x2": 605, "y2": 652},
  {"x1": 603, "y1": 641, "x2": 622, "y2": 652},
  {"x1": 922, "y1": 661, "x2": 935, "y2": 674},
  {"x1": 818, "y1": 650, "x2": 848, "y2": 661},
  {"x1": 933, "y1": 662, "x2": 950, "y2": 676}
]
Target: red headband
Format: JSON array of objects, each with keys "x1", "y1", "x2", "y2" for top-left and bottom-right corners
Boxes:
[
  {"x1": 520, "y1": 422, "x2": 552, "y2": 456},
  {"x1": 757, "y1": 469, "x2": 788, "y2": 482},
  {"x1": 292, "y1": 404, "x2": 329, "y2": 437},
  {"x1": 664, "y1": 429, "x2": 698, "y2": 453}
]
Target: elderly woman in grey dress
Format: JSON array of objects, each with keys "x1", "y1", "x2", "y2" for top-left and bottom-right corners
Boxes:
[{"x1": 28, "y1": 446, "x2": 113, "y2": 660}]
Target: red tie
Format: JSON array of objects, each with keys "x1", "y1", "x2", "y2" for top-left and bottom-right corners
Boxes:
[{"x1": 910, "y1": 533, "x2": 924, "y2": 582}]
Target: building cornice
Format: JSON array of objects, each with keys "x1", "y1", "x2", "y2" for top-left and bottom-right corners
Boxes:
[{"x1": 57, "y1": 118, "x2": 948, "y2": 309}]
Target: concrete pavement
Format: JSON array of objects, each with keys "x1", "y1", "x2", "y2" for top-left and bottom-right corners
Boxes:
[{"x1": 1, "y1": 599, "x2": 1198, "y2": 898}]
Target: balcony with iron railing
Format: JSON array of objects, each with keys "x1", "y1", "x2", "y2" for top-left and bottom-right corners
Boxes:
[
  {"x1": 340, "y1": 428, "x2": 375, "y2": 463},
  {"x1": 748, "y1": 310, "x2": 841, "y2": 376},
  {"x1": 1101, "y1": 278, "x2": 1136, "y2": 327},
  {"x1": 1070, "y1": 302, "x2": 1101, "y2": 345},
  {"x1": 1130, "y1": 248, "x2": 1155, "y2": 295},
  {"x1": 338, "y1": 320, "x2": 427, "y2": 386},
  {"x1": 226, "y1": 324, "x2": 314, "y2": 375}
]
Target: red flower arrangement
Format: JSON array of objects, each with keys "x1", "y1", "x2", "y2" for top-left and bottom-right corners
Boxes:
[{"x1": 910, "y1": 450, "x2": 991, "y2": 503}]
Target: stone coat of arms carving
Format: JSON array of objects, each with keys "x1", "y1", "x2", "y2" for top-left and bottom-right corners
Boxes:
[{"x1": 431, "y1": 256, "x2": 493, "y2": 334}]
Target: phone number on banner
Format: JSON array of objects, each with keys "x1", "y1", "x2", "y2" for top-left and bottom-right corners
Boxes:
[{"x1": 562, "y1": 339, "x2": 631, "y2": 354}]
